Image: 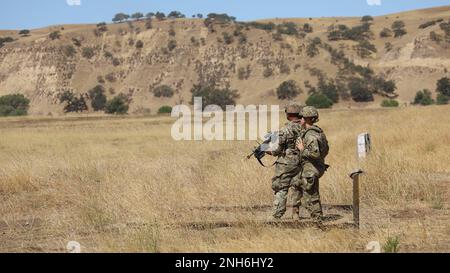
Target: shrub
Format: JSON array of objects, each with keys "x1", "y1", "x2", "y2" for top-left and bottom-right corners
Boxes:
[
  {"x1": 349, "y1": 78, "x2": 374, "y2": 102},
  {"x1": 0, "y1": 94, "x2": 30, "y2": 117},
  {"x1": 303, "y1": 23, "x2": 313, "y2": 33},
  {"x1": 392, "y1": 20, "x2": 407, "y2": 38},
  {"x1": 436, "y1": 77, "x2": 450, "y2": 96},
  {"x1": 306, "y1": 93, "x2": 333, "y2": 109},
  {"x1": 88, "y1": 85, "x2": 107, "y2": 111},
  {"x1": 381, "y1": 99, "x2": 399, "y2": 107},
  {"x1": 222, "y1": 32, "x2": 234, "y2": 44},
  {"x1": 112, "y1": 58, "x2": 121, "y2": 66},
  {"x1": 380, "y1": 28, "x2": 392, "y2": 38},
  {"x1": 276, "y1": 22, "x2": 298, "y2": 36},
  {"x1": 105, "y1": 94, "x2": 129, "y2": 114},
  {"x1": 136, "y1": 40, "x2": 144, "y2": 49},
  {"x1": 82, "y1": 47, "x2": 95, "y2": 59},
  {"x1": 62, "y1": 45, "x2": 76, "y2": 58},
  {"x1": 19, "y1": 29, "x2": 30, "y2": 36},
  {"x1": 105, "y1": 73, "x2": 116, "y2": 83},
  {"x1": 190, "y1": 85, "x2": 240, "y2": 110},
  {"x1": 168, "y1": 40, "x2": 177, "y2": 51},
  {"x1": 361, "y1": 15, "x2": 374, "y2": 23},
  {"x1": 276, "y1": 80, "x2": 301, "y2": 100},
  {"x1": 49, "y1": 31, "x2": 61, "y2": 40},
  {"x1": 413, "y1": 89, "x2": 434, "y2": 105},
  {"x1": 152, "y1": 85, "x2": 175, "y2": 98},
  {"x1": 263, "y1": 67, "x2": 273, "y2": 78},
  {"x1": 306, "y1": 37, "x2": 321, "y2": 57},
  {"x1": 430, "y1": 31, "x2": 443, "y2": 43},
  {"x1": 317, "y1": 79, "x2": 339, "y2": 103},
  {"x1": 158, "y1": 106, "x2": 173, "y2": 114},
  {"x1": 59, "y1": 91, "x2": 88, "y2": 113},
  {"x1": 354, "y1": 40, "x2": 377, "y2": 58},
  {"x1": 436, "y1": 93, "x2": 449, "y2": 105}
]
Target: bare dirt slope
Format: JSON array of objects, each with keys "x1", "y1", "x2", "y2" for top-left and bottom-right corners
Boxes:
[{"x1": 0, "y1": 6, "x2": 449, "y2": 115}]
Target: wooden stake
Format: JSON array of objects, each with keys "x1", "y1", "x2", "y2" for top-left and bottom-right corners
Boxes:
[{"x1": 350, "y1": 170, "x2": 363, "y2": 228}]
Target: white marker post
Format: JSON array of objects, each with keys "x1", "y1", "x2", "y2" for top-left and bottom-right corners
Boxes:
[{"x1": 350, "y1": 133, "x2": 371, "y2": 228}]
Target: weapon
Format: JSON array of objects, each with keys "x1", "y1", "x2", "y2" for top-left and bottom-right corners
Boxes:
[{"x1": 247, "y1": 132, "x2": 279, "y2": 167}]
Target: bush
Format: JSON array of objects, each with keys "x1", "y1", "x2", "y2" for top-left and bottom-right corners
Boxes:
[
  {"x1": 436, "y1": 77, "x2": 450, "y2": 96},
  {"x1": 59, "y1": 91, "x2": 88, "y2": 113},
  {"x1": 354, "y1": 40, "x2": 377, "y2": 58},
  {"x1": 88, "y1": 85, "x2": 107, "y2": 111},
  {"x1": 112, "y1": 58, "x2": 121, "y2": 66},
  {"x1": 349, "y1": 78, "x2": 374, "y2": 102},
  {"x1": 158, "y1": 106, "x2": 173, "y2": 114},
  {"x1": 190, "y1": 85, "x2": 240, "y2": 110},
  {"x1": 222, "y1": 32, "x2": 234, "y2": 44},
  {"x1": 49, "y1": 31, "x2": 61, "y2": 40},
  {"x1": 392, "y1": 21, "x2": 407, "y2": 38},
  {"x1": 153, "y1": 85, "x2": 174, "y2": 98},
  {"x1": 361, "y1": 15, "x2": 374, "y2": 23},
  {"x1": 276, "y1": 22, "x2": 298, "y2": 36},
  {"x1": 263, "y1": 67, "x2": 273, "y2": 78},
  {"x1": 105, "y1": 94, "x2": 129, "y2": 114},
  {"x1": 167, "y1": 40, "x2": 177, "y2": 51},
  {"x1": 105, "y1": 73, "x2": 117, "y2": 82},
  {"x1": 0, "y1": 94, "x2": 30, "y2": 116},
  {"x1": 62, "y1": 45, "x2": 76, "y2": 58},
  {"x1": 276, "y1": 80, "x2": 301, "y2": 100},
  {"x1": 413, "y1": 89, "x2": 434, "y2": 105},
  {"x1": 306, "y1": 94, "x2": 333, "y2": 109},
  {"x1": 436, "y1": 93, "x2": 449, "y2": 105},
  {"x1": 317, "y1": 79, "x2": 339, "y2": 103},
  {"x1": 19, "y1": 29, "x2": 30, "y2": 36},
  {"x1": 82, "y1": 47, "x2": 95, "y2": 59},
  {"x1": 381, "y1": 99, "x2": 399, "y2": 107},
  {"x1": 380, "y1": 28, "x2": 392, "y2": 38},
  {"x1": 136, "y1": 40, "x2": 144, "y2": 49}
]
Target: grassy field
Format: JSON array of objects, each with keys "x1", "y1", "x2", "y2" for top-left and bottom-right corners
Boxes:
[{"x1": 0, "y1": 106, "x2": 449, "y2": 253}]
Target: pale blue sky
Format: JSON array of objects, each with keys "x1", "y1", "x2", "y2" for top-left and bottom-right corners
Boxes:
[{"x1": 0, "y1": 0, "x2": 449, "y2": 30}]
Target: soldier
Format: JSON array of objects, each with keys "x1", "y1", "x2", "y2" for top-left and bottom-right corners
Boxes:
[
  {"x1": 293, "y1": 106, "x2": 329, "y2": 222},
  {"x1": 266, "y1": 103, "x2": 304, "y2": 220}
]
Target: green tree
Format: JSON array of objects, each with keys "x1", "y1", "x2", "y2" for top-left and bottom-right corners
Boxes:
[
  {"x1": 361, "y1": 15, "x2": 374, "y2": 22},
  {"x1": 168, "y1": 11, "x2": 185, "y2": 19},
  {"x1": 105, "y1": 94, "x2": 129, "y2": 114},
  {"x1": 131, "y1": 12, "x2": 144, "y2": 21},
  {"x1": 436, "y1": 77, "x2": 450, "y2": 97},
  {"x1": 276, "y1": 80, "x2": 301, "y2": 100},
  {"x1": 306, "y1": 93, "x2": 333, "y2": 109},
  {"x1": 349, "y1": 78, "x2": 374, "y2": 102},
  {"x1": 19, "y1": 29, "x2": 30, "y2": 36},
  {"x1": 0, "y1": 94, "x2": 30, "y2": 116},
  {"x1": 392, "y1": 20, "x2": 407, "y2": 38},
  {"x1": 379, "y1": 28, "x2": 392, "y2": 38},
  {"x1": 88, "y1": 85, "x2": 107, "y2": 111},
  {"x1": 317, "y1": 79, "x2": 339, "y2": 103},
  {"x1": 413, "y1": 89, "x2": 434, "y2": 105},
  {"x1": 190, "y1": 85, "x2": 240, "y2": 110},
  {"x1": 112, "y1": 13, "x2": 129, "y2": 23}
]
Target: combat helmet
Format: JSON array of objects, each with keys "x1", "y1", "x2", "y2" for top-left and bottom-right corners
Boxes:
[
  {"x1": 301, "y1": 106, "x2": 319, "y2": 122},
  {"x1": 285, "y1": 102, "x2": 303, "y2": 115}
]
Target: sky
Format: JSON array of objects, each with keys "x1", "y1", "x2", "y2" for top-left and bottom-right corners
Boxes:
[{"x1": 0, "y1": 0, "x2": 449, "y2": 30}]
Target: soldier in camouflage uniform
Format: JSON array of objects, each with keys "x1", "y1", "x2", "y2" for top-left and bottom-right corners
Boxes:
[
  {"x1": 293, "y1": 106, "x2": 329, "y2": 221},
  {"x1": 267, "y1": 103, "x2": 304, "y2": 220}
]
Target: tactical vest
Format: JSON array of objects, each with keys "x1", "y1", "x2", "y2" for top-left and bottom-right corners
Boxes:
[{"x1": 301, "y1": 126, "x2": 329, "y2": 160}]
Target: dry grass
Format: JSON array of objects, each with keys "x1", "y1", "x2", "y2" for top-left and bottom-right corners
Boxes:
[{"x1": 0, "y1": 106, "x2": 449, "y2": 253}]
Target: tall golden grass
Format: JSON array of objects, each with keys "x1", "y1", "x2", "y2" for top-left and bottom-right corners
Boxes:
[{"x1": 0, "y1": 106, "x2": 449, "y2": 252}]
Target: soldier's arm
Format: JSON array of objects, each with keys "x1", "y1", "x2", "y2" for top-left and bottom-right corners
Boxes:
[{"x1": 300, "y1": 134, "x2": 321, "y2": 160}]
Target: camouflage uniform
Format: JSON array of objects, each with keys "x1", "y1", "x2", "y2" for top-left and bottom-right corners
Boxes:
[
  {"x1": 293, "y1": 107, "x2": 329, "y2": 220},
  {"x1": 271, "y1": 104, "x2": 304, "y2": 219}
]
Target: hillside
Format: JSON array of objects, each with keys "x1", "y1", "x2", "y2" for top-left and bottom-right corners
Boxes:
[{"x1": 0, "y1": 6, "x2": 450, "y2": 115}]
